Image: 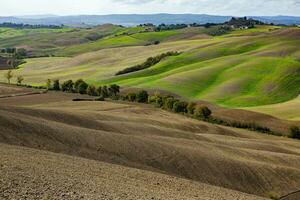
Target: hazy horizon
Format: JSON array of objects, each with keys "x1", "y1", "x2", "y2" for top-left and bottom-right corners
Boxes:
[{"x1": 1, "y1": 0, "x2": 300, "y2": 17}]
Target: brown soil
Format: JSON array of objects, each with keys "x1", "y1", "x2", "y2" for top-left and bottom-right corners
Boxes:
[{"x1": 0, "y1": 85, "x2": 299, "y2": 199}]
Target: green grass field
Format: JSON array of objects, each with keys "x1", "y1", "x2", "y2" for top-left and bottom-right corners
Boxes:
[{"x1": 0, "y1": 25, "x2": 299, "y2": 117}]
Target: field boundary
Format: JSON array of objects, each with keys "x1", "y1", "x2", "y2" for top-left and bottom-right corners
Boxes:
[
  {"x1": 280, "y1": 190, "x2": 300, "y2": 199},
  {"x1": 0, "y1": 90, "x2": 47, "y2": 99}
]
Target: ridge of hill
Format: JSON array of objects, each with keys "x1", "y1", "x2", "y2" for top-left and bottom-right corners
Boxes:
[{"x1": 1, "y1": 14, "x2": 300, "y2": 26}]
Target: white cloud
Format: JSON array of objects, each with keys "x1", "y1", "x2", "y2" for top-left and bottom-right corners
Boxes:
[{"x1": 0, "y1": 0, "x2": 299, "y2": 16}]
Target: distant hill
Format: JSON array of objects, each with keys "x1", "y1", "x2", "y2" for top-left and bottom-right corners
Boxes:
[{"x1": 0, "y1": 14, "x2": 299, "y2": 26}]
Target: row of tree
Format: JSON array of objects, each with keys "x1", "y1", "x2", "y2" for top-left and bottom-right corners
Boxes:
[
  {"x1": 124, "y1": 91, "x2": 212, "y2": 119},
  {"x1": 49, "y1": 79, "x2": 120, "y2": 98},
  {"x1": 1, "y1": 48, "x2": 27, "y2": 58},
  {"x1": 0, "y1": 22, "x2": 62, "y2": 29},
  {"x1": 116, "y1": 51, "x2": 180, "y2": 76},
  {"x1": 3, "y1": 70, "x2": 24, "y2": 85}
]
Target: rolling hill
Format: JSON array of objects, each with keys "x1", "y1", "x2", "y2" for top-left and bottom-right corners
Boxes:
[
  {"x1": 1, "y1": 14, "x2": 300, "y2": 26},
  {"x1": 0, "y1": 25, "x2": 299, "y2": 110},
  {"x1": 0, "y1": 84, "x2": 300, "y2": 199}
]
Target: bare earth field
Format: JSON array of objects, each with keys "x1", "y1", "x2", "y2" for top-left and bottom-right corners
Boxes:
[
  {"x1": 0, "y1": 84, "x2": 300, "y2": 199},
  {"x1": 0, "y1": 143, "x2": 266, "y2": 200}
]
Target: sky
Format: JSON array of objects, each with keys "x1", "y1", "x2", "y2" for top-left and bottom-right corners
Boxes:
[{"x1": 1, "y1": 0, "x2": 300, "y2": 17}]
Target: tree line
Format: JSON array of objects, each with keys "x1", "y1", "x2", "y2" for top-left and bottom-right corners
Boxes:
[
  {"x1": 0, "y1": 22, "x2": 62, "y2": 29},
  {"x1": 115, "y1": 51, "x2": 181, "y2": 76},
  {"x1": 4, "y1": 76, "x2": 299, "y2": 140}
]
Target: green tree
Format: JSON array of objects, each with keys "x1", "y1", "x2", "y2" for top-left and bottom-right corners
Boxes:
[
  {"x1": 136, "y1": 90, "x2": 149, "y2": 103},
  {"x1": 108, "y1": 84, "x2": 120, "y2": 97},
  {"x1": 87, "y1": 85, "x2": 97, "y2": 96},
  {"x1": 127, "y1": 93, "x2": 137, "y2": 102},
  {"x1": 96, "y1": 86, "x2": 102, "y2": 96},
  {"x1": 194, "y1": 105, "x2": 212, "y2": 119},
  {"x1": 163, "y1": 96, "x2": 176, "y2": 110},
  {"x1": 102, "y1": 86, "x2": 109, "y2": 98},
  {"x1": 173, "y1": 101, "x2": 188, "y2": 113},
  {"x1": 74, "y1": 79, "x2": 85, "y2": 91},
  {"x1": 61, "y1": 80, "x2": 74, "y2": 92},
  {"x1": 15, "y1": 48, "x2": 27, "y2": 59},
  {"x1": 288, "y1": 126, "x2": 300, "y2": 139},
  {"x1": 17, "y1": 75, "x2": 24, "y2": 85},
  {"x1": 53, "y1": 80, "x2": 60, "y2": 91},
  {"x1": 46, "y1": 79, "x2": 52, "y2": 90},
  {"x1": 4, "y1": 70, "x2": 13, "y2": 84},
  {"x1": 78, "y1": 82, "x2": 89, "y2": 94},
  {"x1": 187, "y1": 102, "x2": 196, "y2": 115},
  {"x1": 148, "y1": 92, "x2": 163, "y2": 107}
]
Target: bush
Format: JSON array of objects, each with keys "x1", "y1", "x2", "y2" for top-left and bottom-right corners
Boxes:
[
  {"x1": 78, "y1": 82, "x2": 88, "y2": 94},
  {"x1": 163, "y1": 96, "x2": 176, "y2": 110},
  {"x1": 53, "y1": 80, "x2": 60, "y2": 91},
  {"x1": 187, "y1": 102, "x2": 196, "y2": 115},
  {"x1": 17, "y1": 76, "x2": 24, "y2": 85},
  {"x1": 173, "y1": 101, "x2": 188, "y2": 113},
  {"x1": 100, "y1": 86, "x2": 108, "y2": 98},
  {"x1": 108, "y1": 84, "x2": 120, "y2": 97},
  {"x1": 148, "y1": 93, "x2": 163, "y2": 107},
  {"x1": 288, "y1": 126, "x2": 300, "y2": 139},
  {"x1": 194, "y1": 105, "x2": 212, "y2": 119},
  {"x1": 136, "y1": 90, "x2": 149, "y2": 103},
  {"x1": 96, "y1": 86, "x2": 102, "y2": 96},
  {"x1": 74, "y1": 79, "x2": 85, "y2": 91},
  {"x1": 46, "y1": 79, "x2": 52, "y2": 89},
  {"x1": 61, "y1": 80, "x2": 74, "y2": 92},
  {"x1": 127, "y1": 93, "x2": 137, "y2": 102},
  {"x1": 267, "y1": 191, "x2": 280, "y2": 200},
  {"x1": 95, "y1": 96, "x2": 105, "y2": 101},
  {"x1": 87, "y1": 85, "x2": 97, "y2": 96},
  {"x1": 116, "y1": 51, "x2": 180, "y2": 76}
]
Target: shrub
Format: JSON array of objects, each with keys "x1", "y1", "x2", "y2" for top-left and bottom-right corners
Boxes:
[
  {"x1": 95, "y1": 96, "x2": 105, "y2": 101},
  {"x1": 87, "y1": 85, "x2": 97, "y2": 96},
  {"x1": 53, "y1": 80, "x2": 60, "y2": 91},
  {"x1": 102, "y1": 86, "x2": 109, "y2": 98},
  {"x1": 4, "y1": 70, "x2": 13, "y2": 84},
  {"x1": 108, "y1": 84, "x2": 120, "y2": 97},
  {"x1": 194, "y1": 105, "x2": 212, "y2": 119},
  {"x1": 173, "y1": 101, "x2": 188, "y2": 113},
  {"x1": 267, "y1": 191, "x2": 280, "y2": 200},
  {"x1": 127, "y1": 93, "x2": 137, "y2": 102},
  {"x1": 74, "y1": 79, "x2": 85, "y2": 91},
  {"x1": 46, "y1": 79, "x2": 52, "y2": 90},
  {"x1": 78, "y1": 82, "x2": 88, "y2": 94},
  {"x1": 288, "y1": 126, "x2": 300, "y2": 139},
  {"x1": 163, "y1": 96, "x2": 176, "y2": 110},
  {"x1": 187, "y1": 102, "x2": 196, "y2": 115},
  {"x1": 96, "y1": 86, "x2": 102, "y2": 96},
  {"x1": 148, "y1": 93, "x2": 163, "y2": 107},
  {"x1": 17, "y1": 76, "x2": 24, "y2": 85},
  {"x1": 116, "y1": 51, "x2": 180, "y2": 75},
  {"x1": 61, "y1": 80, "x2": 74, "y2": 92},
  {"x1": 136, "y1": 90, "x2": 149, "y2": 103}
]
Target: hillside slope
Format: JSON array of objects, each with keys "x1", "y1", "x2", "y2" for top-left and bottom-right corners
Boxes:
[
  {"x1": 0, "y1": 143, "x2": 267, "y2": 200},
  {"x1": 0, "y1": 90, "x2": 300, "y2": 199},
  {"x1": 0, "y1": 26, "x2": 299, "y2": 108}
]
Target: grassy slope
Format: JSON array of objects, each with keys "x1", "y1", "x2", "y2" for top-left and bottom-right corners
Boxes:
[
  {"x1": 246, "y1": 96, "x2": 300, "y2": 121},
  {"x1": 0, "y1": 24, "x2": 125, "y2": 55},
  {"x1": 0, "y1": 26, "x2": 299, "y2": 109},
  {"x1": 101, "y1": 27, "x2": 300, "y2": 107}
]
